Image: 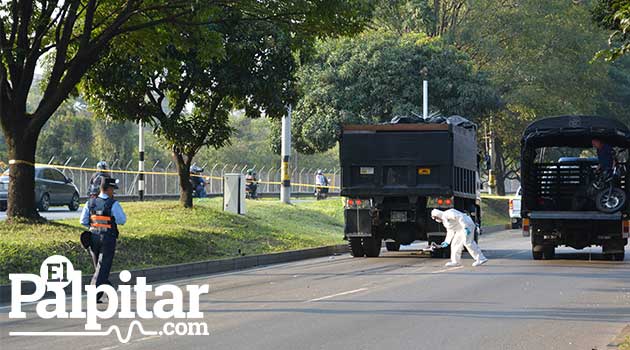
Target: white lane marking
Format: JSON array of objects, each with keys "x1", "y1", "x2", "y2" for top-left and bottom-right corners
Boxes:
[
  {"x1": 307, "y1": 288, "x2": 368, "y2": 302},
  {"x1": 431, "y1": 266, "x2": 464, "y2": 274},
  {"x1": 134, "y1": 335, "x2": 161, "y2": 342},
  {"x1": 100, "y1": 346, "x2": 119, "y2": 350}
]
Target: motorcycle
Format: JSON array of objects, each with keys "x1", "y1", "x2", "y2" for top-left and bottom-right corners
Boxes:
[
  {"x1": 245, "y1": 182, "x2": 259, "y2": 199},
  {"x1": 591, "y1": 164, "x2": 627, "y2": 213},
  {"x1": 315, "y1": 186, "x2": 327, "y2": 200}
]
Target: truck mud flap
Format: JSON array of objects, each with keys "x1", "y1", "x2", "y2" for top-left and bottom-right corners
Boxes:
[{"x1": 345, "y1": 209, "x2": 372, "y2": 237}]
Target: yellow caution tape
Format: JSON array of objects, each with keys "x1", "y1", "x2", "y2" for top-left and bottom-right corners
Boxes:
[
  {"x1": 1, "y1": 160, "x2": 341, "y2": 190},
  {"x1": 481, "y1": 194, "x2": 514, "y2": 199}
]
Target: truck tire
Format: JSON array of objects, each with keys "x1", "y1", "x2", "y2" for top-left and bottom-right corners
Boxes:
[
  {"x1": 385, "y1": 242, "x2": 401, "y2": 251},
  {"x1": 349, "y1": 238, "x2": 365, "y2": 257},
  {"x1": 532, "y1": 250, "x2": 543, "y2": 260},
  {"x1": 542, "y1": 246, "x2": 555, "y2": 260},
  {"x1": 363, "y1": 237, "x2": 381, "y2": 257}
]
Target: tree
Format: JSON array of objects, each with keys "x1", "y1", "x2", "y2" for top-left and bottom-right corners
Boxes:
[
  {"x1": 451, "y1": 0, "x2": 614, "y2": 194},
  {"x1": 373, "y1": 0, "x2": 468, "y2": 37},
  {"x1": 83, "y1": 4, "x2": 371, "y2": 207},
  {"x1": 593, "y1": 0, "x2": 630, "y2": 61},
  {"x1": 0, "y1": 0, "x2": 373, "y2": 219},
  {"x1": 290, "y1": 31, "x2": 499, "y2": 154},
  {"x1": 0, "y1": 0, "x2": 228, "y2": 220}
]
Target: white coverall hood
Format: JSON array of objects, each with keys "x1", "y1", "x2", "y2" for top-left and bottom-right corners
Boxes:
[{"x1": 431, "y1": 209, "x2": 444, "y2": 223}]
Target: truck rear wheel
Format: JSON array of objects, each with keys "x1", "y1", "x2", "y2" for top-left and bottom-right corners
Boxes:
[
  {"x1": 542, "y1": 246, "x2": 555, "y2": 260},
  {"x1": 532, "y1": 250, "x2": 543, "y2": 260},
  {"x1": 349, "y1": 238, "x2": 365, "y2": 257},
  {"x1": 363, "y1": 237, "x2": 381, "y2": 257},
  {"x1": 385, "y1": 242, "x2": 401, "y2": 251}
]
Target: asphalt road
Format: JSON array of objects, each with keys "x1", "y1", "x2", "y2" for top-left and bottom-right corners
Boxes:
[
  {"x1": 0, "y1": 206, "x2": 83, "y2": 221},
  {"x1": 2, "y1": 229, "x2": 629, "y2": 350}
]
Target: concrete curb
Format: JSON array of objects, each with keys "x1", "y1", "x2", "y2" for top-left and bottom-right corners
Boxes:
[
  {"x1": 608, "y1": 324, "x2": 630, "y2": 349},
  {"x1": 0, "y1": 244, "x2": 348, "y2": 305},
  {"x1": 482, "y1": 224, "x2": 512, "y2": 235}
]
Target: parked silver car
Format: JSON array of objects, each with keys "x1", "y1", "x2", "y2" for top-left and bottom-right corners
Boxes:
[{"x1": 0, "y1": 166, "x2": 80, "y2": 212}]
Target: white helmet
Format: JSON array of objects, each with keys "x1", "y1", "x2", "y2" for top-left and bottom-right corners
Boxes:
[
  {"x1": 96, "y1": 161, "x2": 108, "y2": 170},
  {"x1": 316, "y1": 169, "x2": 323, "y2": 175}
]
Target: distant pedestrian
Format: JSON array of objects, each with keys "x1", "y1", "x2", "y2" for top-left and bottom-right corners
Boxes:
[{"x1": 80, "y1": 178, "x2": 126, "y2": 303}]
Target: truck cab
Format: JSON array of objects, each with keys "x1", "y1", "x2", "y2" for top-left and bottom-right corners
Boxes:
[{"x1": 520, "y1": 115, "x2": 629, "y2": 260}]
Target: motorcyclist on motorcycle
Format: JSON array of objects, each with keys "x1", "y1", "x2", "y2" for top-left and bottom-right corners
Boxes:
[
  {"x1": 315, "y1": 170, "x2": 329, "y2": 199},
  {"x1": 593, "y1": 138, "x2": 614, "y2": 176},
  {"x1": 245, "y1": 169, "x2": 258, "y2": 199},
  {"x1": 189, "y1": 165, "x2": 207, "y2": 198}
]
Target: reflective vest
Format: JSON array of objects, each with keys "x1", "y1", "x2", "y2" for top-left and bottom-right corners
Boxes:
[{"x1": 88, "y1": 197, "x2": 119, "y2": 237}]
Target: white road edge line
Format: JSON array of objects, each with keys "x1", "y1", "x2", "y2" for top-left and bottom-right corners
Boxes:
[
  {"x1": 307, "y1": 288, "x2": 368, "y2": 302},
  {"x1": 431, "y1": 266, "x2": 464, "y2": 274}
]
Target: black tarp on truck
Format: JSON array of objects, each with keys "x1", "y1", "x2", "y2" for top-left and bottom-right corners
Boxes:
[
  {"x1": 521, "y1": 115, "x2": 630, "y2": 260},
  {"x1": 340, "y1": 116, "x2": 480, "y2": 257}
]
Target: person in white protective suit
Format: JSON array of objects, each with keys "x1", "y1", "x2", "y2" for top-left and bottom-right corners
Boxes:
[{"x1": 431, "y1": 208, "x2": 488, "y2": 267}]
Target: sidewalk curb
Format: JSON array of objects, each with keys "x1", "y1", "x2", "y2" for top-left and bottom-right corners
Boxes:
[
  {"x1": 608, "y1": 324, "x2": 630, "y2": 349},
  {"x1": 482, "y1": 224, "x2": 512, "y2": 235},
  {"x1": 0, "y1": 244, "x2": 349, "y2": 305}
]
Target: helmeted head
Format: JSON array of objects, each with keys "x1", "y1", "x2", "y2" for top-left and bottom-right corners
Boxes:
[
  {"x1": 247, "y1": 169, "x2": 254, "y2": 175},
  {"x1": 431, "y1": 209, "x2": 445, "y2": 223},
  {"x1": 316, "y1": 169, "x2": 323, "y2": 175},
  {"x1": 96, "y1": 161, "x2": 108, "y2": 170},
  {"x1": 190, "y1": 165, "x2": 203, "y2": 174}
]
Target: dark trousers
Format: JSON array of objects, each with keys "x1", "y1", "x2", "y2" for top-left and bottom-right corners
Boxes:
[{"x1": 89, "y1": 232, "x2": 117, "y2": 289}]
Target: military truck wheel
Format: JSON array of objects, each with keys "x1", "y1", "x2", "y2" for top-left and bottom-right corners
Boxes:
[
  {"x1": 348, "y1": 238, "x2": 365, "y2": 257},
  {"x1": 542, "y1": 246, "x2": 555, "y2": 260},
  {"x1": 363, "y1": 237, "x2": 381, "y2": 257},
  {"x1": 385, "y1": 242, "x2": 400, "y2": 251},
  {"x1": 613, "y1": 252, "x2": 625, "y2": 261},
  {"x1": 532, "y1": 250, "x2": 543, "y2": 260}
]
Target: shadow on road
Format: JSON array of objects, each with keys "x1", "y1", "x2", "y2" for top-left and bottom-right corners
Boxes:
[{"x1": 198, "y1": 305, "x2": 630, "y2": 323}]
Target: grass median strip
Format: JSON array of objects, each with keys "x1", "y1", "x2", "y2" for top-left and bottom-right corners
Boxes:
[{"x1": 0, "y1": 198, "x2": 345, "y2": 284}]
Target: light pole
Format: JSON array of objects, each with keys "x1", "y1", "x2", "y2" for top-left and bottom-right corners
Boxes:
[
  {"x1": 280, "y1": 105, "x2": 292, "y2": 204},
  {"x1": 138, "y1": 120, "x2": 145, "y2": 201}
]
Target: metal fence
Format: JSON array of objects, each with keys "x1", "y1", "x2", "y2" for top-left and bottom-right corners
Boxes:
[{"x1": 25, "y1": 157, "x2": 340, "y2": 197}]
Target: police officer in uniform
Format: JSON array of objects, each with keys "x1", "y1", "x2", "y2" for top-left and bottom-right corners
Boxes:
[
  {"x1": 80, "y1": 177, "x2": 126, "y2": 302},
  {"x1": 88, "y1": 161, "x2": 111, "y2": 198}
]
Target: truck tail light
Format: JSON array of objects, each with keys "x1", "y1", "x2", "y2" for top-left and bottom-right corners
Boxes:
[
  {"x1": 622, "y1": 220, "x2": 630, "y2": 238},
  {"x1": 428, "y1": 196, "x2": 454, "y2": 208},
  {"x1": 509, "y1": 199, "x2": 513, "y2": 210},
  {"x1": 346, "y1": 198, "x2": 371, "y2": 209},
  {"x1": 522, "y1": 218, "x2": 530, "y2": 233}
]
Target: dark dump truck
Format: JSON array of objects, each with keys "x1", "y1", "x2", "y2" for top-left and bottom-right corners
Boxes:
[
  {"x1": 340, "y1": 117, "x2": 480, "y2": 258},
  {"x1": 520, "y1": 115, "x2": 630, "y2": 260}
]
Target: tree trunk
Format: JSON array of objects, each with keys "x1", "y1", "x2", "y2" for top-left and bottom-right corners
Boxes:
[
  {"x1": 5, "y1": 123, "x2": 43, "y2": 221},
  {"x1": 174, "y1": 152, "x2": 193, "y2": 208},
  {"x1": 494, "y1": 140, "x2": 507, "y2": 196}
]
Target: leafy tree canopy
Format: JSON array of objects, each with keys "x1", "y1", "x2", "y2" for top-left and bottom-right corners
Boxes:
[{"x1": 290, "y1": 31, "x2": 499, "y2": 153}]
